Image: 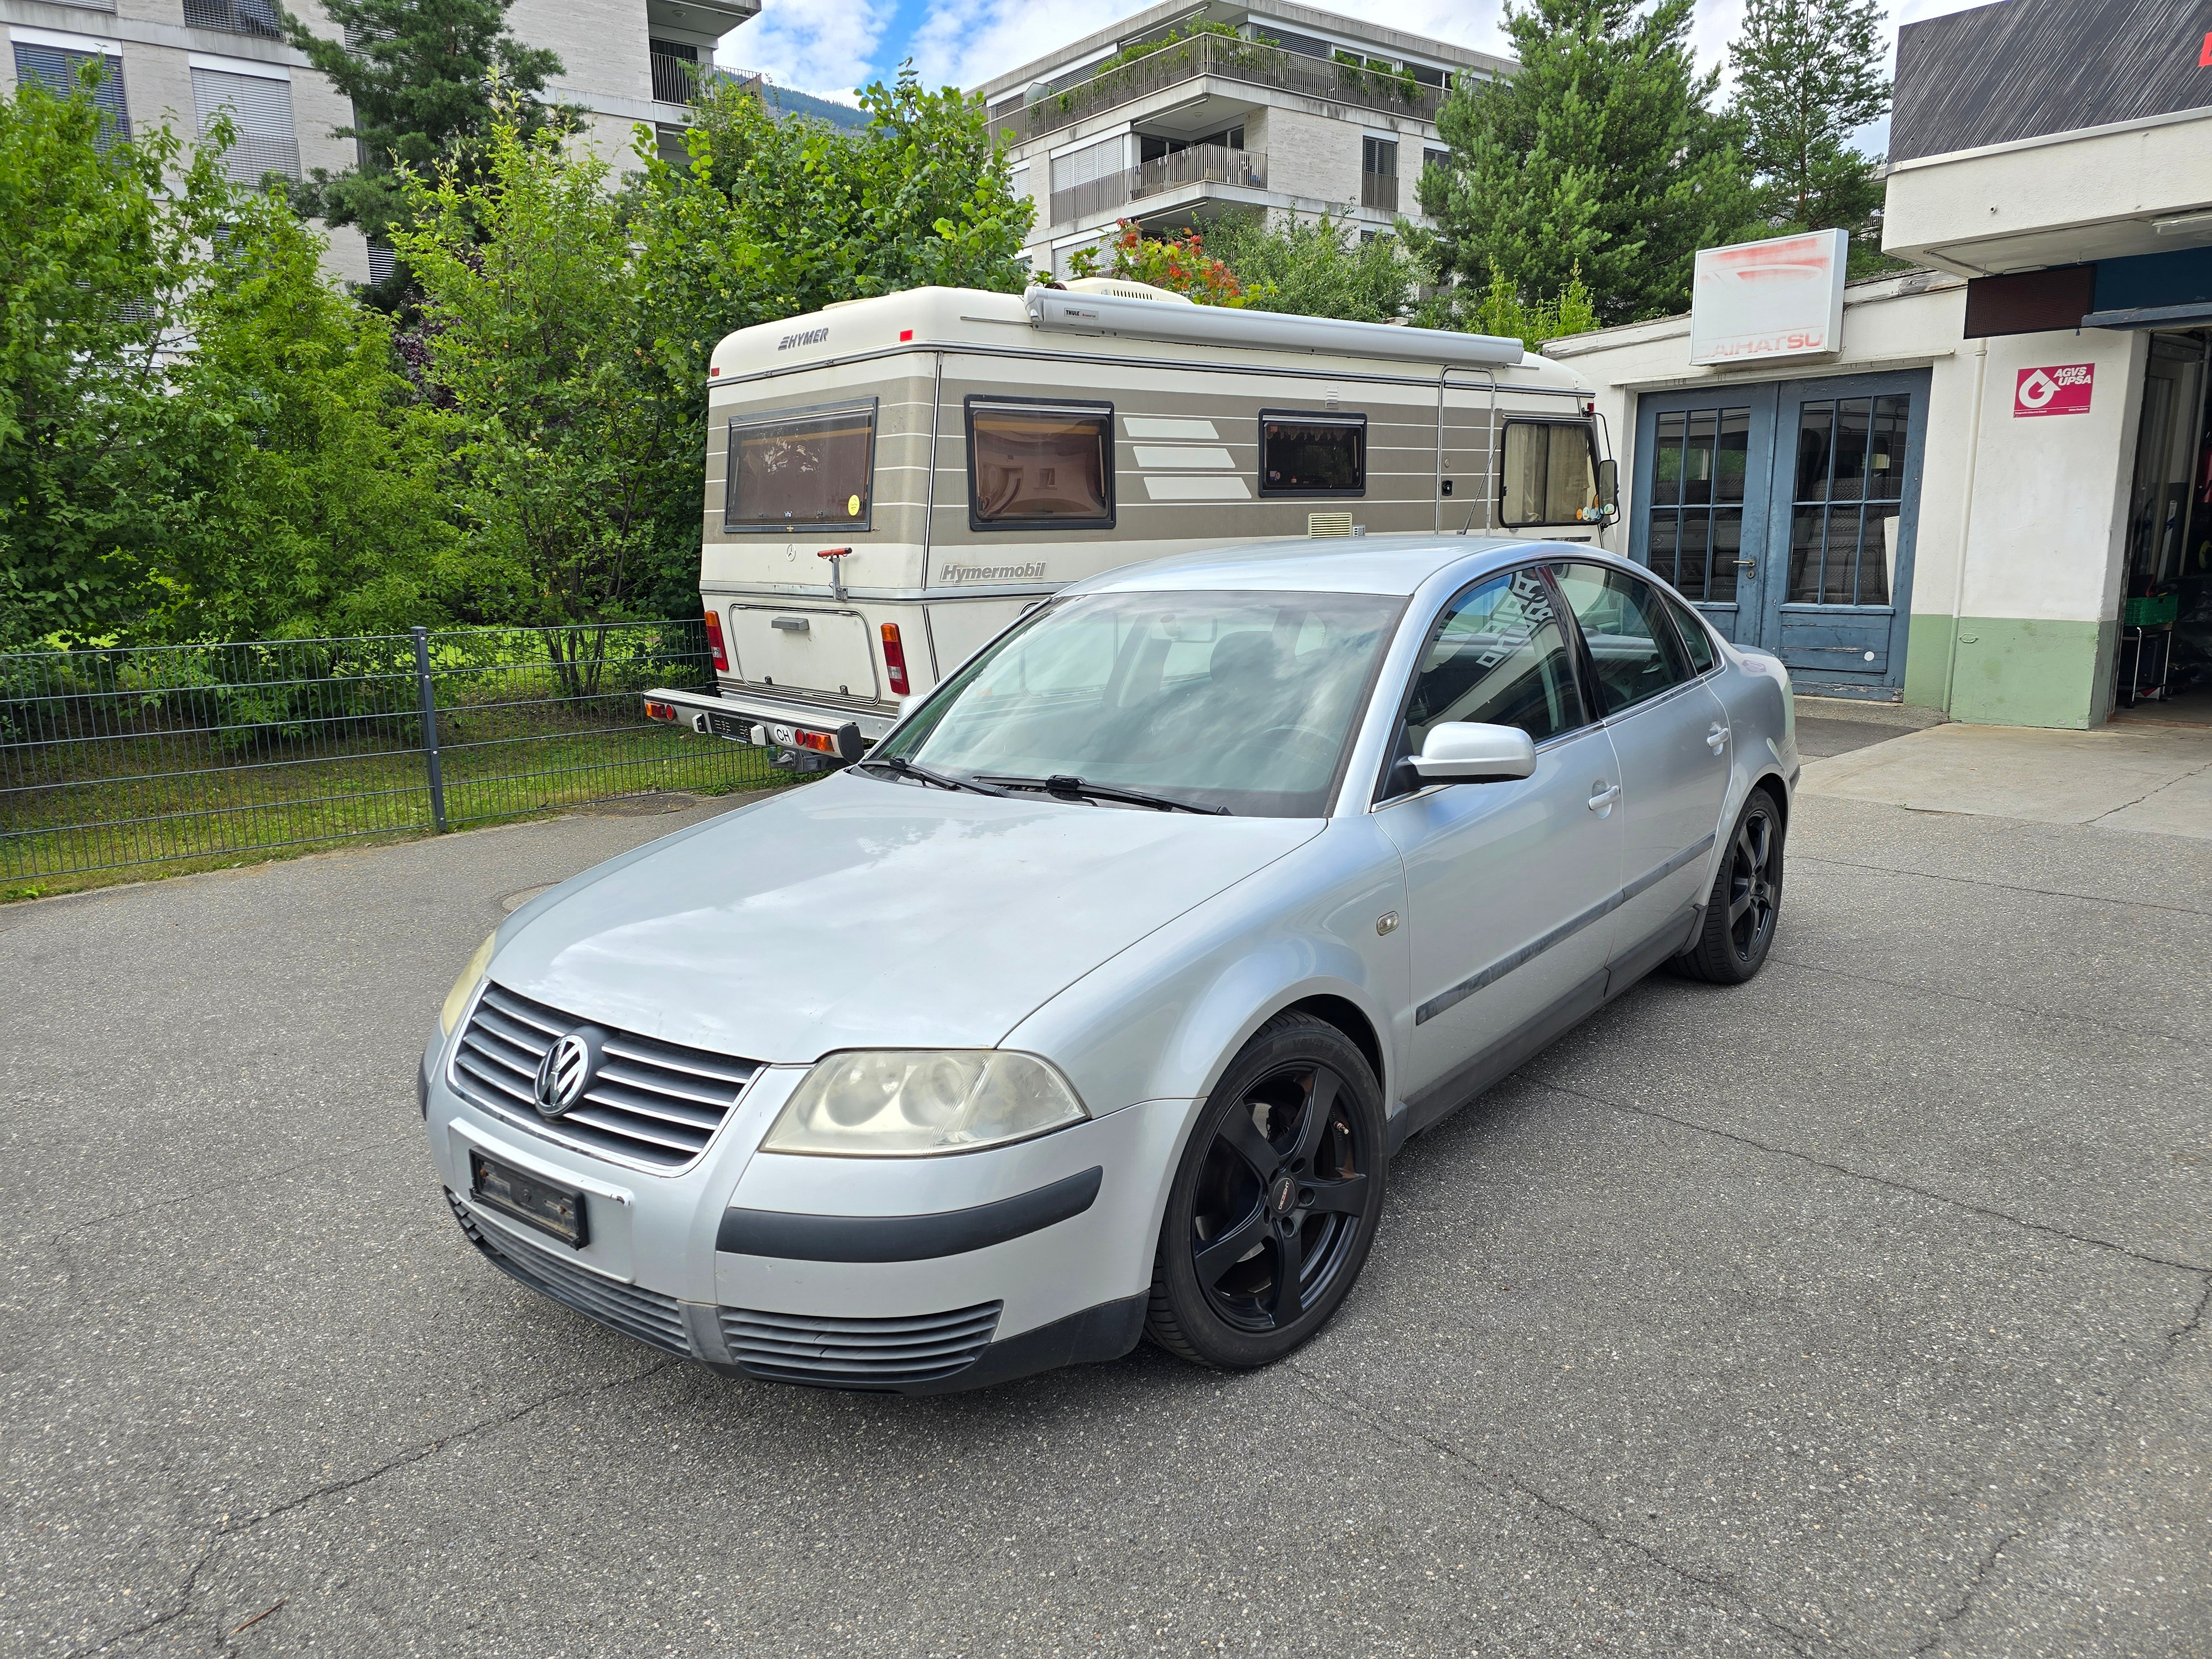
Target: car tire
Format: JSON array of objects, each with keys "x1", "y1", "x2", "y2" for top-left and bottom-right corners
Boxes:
[
  {"x1": 1145, "y1": 1012, "x2": 1387, "y2": 1370},
  {"x1": 1672, "y1": 785, "x2": 1784, "y2": 984}
]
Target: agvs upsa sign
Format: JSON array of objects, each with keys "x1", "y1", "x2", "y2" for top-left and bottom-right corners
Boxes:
[{"x1": 2015, "y1": 364, "x2": 2093, "y2": 417}]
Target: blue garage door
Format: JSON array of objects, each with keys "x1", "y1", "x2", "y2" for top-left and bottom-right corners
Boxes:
[{"x1": 1630, "y1": 369, "x2": 1929, "y2": 697}]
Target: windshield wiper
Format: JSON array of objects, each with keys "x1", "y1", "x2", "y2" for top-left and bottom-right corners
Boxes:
[
  {"x1": 852, "y1": 756, "x2": 1015, "y2": 797},
  {"x1": 974, "y1": 774, "x2": 1229, "y2": 816}
]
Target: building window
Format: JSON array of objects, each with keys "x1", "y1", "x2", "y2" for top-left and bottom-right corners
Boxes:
[
  {"x1": 365, "y1": 240, "x2": 397, "y2": 288},
  {"x1": 1788, "y1": 395, "x2": 1910, "y2": 605},
  {"x1": 182, "y1": 0, "x2": 283, "y2": 40},
  {"x1": 1260, "y1": 412, "x2": 1366, "y2": 496},
  {"x1": 1424, "y1": 146, "x2": 1450, "y2": 173},
  {"x1": 1361, "y1": 135, "x2": 1397, "y2": 212},
  {"x1": 966, "y1": 398, "x2": 1114, "y2": 530},
  {"x1": 724, "y1": 401, "x2": 879, "y2": 533},
  {"x1": 1647, "y1": 408, "x2": 1750, "y2": 602},
  {"x1": 191, "y1": 64, "x2": 300, "y2": 183},
  {"x1": 11, "y1": 38, "x2": 131, "y2": 147}
]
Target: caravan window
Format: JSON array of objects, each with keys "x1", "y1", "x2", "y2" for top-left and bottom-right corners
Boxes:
[
  {"x1": 1259, "y1": 412, "x2": 1366, "y2": 496},
  {"x1": 1498, "y1": 420, "x2": 1599, "y2": 528},
  {"x1": 725, "y1": 402, "x2": 877, "y2": 531},
  {"x1": 966, "y1": 398, "x2": 1114, "y2": 530}
]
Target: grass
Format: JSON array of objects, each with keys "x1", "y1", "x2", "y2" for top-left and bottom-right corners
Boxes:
[{"x1": 1, "y1": 720, "x2": 790, "y2": 900}]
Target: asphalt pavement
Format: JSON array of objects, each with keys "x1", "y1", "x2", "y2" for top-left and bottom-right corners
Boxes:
[{"x1": 3, "y1": 763, "x2": 2207, "y2": 1658}]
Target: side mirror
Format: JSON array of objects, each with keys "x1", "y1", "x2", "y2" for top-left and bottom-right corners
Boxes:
[
  {"x1": 1596, "y1": 457, "x2": 1619, "y2": 511},
  {"x1": 1408, "y1": 722, "x2": 1537, "y2": 784}
]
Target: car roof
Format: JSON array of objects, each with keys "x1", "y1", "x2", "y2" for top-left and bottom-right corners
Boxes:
[{"x1": 1066, "y1": 535, "x2": 1625, "y2": 599}]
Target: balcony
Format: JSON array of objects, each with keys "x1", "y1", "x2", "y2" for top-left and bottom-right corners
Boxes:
[
  {"x1": 1048, "y1": 144, "x2": 1266, "y2": 228},
  {"x1": 184, "y1": 0, "x2": 281, "y2": 37},
  {"x1": 1360, "y1": 170, "x2": 1397, "y2": 212},
  {"x1": 1001, "y1": 34, "x2": 1443, "y2": 144}
]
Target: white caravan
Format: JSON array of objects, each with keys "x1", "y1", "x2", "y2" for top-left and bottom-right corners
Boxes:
[{"x1": 645, "y1": 280, "x2": 1616, "y2": 764}]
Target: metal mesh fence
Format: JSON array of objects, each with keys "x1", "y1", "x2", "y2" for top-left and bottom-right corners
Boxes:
[{"x1": 0, "y1": 620, "x2": 779, "y2": 885}]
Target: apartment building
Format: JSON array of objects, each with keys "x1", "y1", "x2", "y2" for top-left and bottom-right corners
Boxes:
[
  {"x1": 0, "y1": 0, "x2": 759, "y2": 280},
  {"x1": 974, "y1": 1, "x2": 1510, "y2": 277}
]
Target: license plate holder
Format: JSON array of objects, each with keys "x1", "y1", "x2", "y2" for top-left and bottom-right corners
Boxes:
[{"x1": 469, "y1": 1150, "x2": 589, "y2": 1248}]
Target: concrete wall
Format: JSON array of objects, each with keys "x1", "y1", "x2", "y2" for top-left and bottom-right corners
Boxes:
[
  {"x1": 1905, "y1": 325, "x2": 2145, "y2": 728},
  {"x1": 1262, "y1": 104, "x2": 1360, "y2": 213},
  {"x1": 1550, "y1": 273, "x2": 2147, "y2": 729}
]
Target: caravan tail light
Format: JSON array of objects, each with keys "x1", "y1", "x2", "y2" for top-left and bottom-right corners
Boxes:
[
  {"x1": 880, "y1": 623, "x2": 910, "y2": 696},
  {"x1": 704, "y1": 609, "x2": 729, "y2": 672}
]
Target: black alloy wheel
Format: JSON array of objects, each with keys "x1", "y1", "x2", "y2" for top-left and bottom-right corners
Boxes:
[
  {"x1": 1147, "y1": 1013, "x2": 1387, "y2": 1369},
  {"x1": 1674, "y1": 786, "x2": 1785, "y2": 984}
]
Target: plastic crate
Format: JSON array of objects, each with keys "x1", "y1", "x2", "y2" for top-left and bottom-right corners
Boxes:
[{"x1": 2123, "y1": 593, "x2": 2178, "y2": 627}]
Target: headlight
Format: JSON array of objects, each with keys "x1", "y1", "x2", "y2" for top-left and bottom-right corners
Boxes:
[
  {"x1": 440, "y1": 931, "x2": 497, "y2": 1035},
  {"x1": 762, "y1": 1050, "x2": 1089, "y2": 1157}
]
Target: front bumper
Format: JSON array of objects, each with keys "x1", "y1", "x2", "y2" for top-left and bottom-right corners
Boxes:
[{"x1": 424, "y1": 1033, "x2": 1184, "y2": 1393}]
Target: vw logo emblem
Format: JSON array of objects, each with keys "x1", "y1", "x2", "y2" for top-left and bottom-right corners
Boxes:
[{"x1": 534, "y1": 1027, "x2": 602, "y2": 1119}]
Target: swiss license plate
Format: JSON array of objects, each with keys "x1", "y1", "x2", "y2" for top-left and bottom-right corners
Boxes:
[{"x1": 469, "y1": 1150, "x2": 588, "y2": 1248}]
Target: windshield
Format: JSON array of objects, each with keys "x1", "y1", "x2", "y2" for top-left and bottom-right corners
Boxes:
[{"x1": 874, "y1": 589, "x2": 1404, "y2": 817}]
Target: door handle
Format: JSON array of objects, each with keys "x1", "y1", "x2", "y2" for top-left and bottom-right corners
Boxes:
[
  {"x1": 1707, "y1": 723, "x2": 1730, "y2": 754},
  {"x1": 1587, "y1": 782, "x2": 1621, "y2": 813},
  {"x1": 1733, "y1": 558, "x2": 1756, "y2": 577}
]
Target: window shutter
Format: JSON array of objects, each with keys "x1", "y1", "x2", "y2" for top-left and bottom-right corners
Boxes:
[
  {"x1": 191, "y1": 67, "x2": 299, "y2": 183},
  {"x1": 12, "y1": 44, "x2": 132, "y2": 144}
]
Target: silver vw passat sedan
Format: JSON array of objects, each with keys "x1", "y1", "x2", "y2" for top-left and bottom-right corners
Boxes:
[{"x1": 423, "y1": 539, "x2": 1797, "y2": 1391}]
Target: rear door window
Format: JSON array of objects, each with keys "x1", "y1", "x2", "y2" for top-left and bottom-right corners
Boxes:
[
  {"x1": 1665, "y1": 594, "x2": 1717, "y2": 674},
  {"x1": 967, "y1": 398, "x2": 1114, "y2": 529},
  {"x1": 725, "y1": 401, "x2": 877, "y2": 531},
  {"x1": 1548, "y1": 562, "x2": 1692, "y2": 715}
]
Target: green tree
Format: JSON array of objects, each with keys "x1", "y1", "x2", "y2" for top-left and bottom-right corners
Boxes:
[
  {"x1": 1415, "y1": 0, "x2": 1754, "y2": 324},
  {"x1": 394, "y1": 100, "x2": 666, "y2": 642},
  {"x1": 156, "y1": 187, "x2": 465, "y2": 641},
  {"x1": 1728, "y1": 0, "x2": 1893, "y2": 269},
  {"x1": 1201, "y1": 212, "x2": 1422, "y2": 321},
  {"x1": 1, "y1": 68, "x2": 463, "y2": 649},
  {"x1": 0, "y1": 71, "x2": 236, "y2": 646},
  {"x1": 279, "y1": 0, "x2": 565, "y2": 303},
  {"x1": 1448, "y1": 267, "x2": 1601, "y2": 348}
]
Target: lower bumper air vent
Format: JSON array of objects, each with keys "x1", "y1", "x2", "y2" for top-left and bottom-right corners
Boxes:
[
  {"x1": 719, "y1": 1301, "x2": 1003, "y2": 1389},
  {"x1": 449, "y1": 1191, "x2": 695, "y2": 1358}
]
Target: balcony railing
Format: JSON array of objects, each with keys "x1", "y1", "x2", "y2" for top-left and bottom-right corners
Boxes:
[
  {"x1": 651, "y1": 50, "x2": 702, "y2": 106},
  {"x1": 1360, "y1": 170, "x2": 1398, "y2": 212},
  {"x1": 1001, "y1": 35, "x2": 1443, "y2": 144},
  {"x1": 184, "y1": 0, "x2": 281, "y2": 36},
  {"x1": 1048, "y1": 144, "x2": 1266, "y2": 227}
]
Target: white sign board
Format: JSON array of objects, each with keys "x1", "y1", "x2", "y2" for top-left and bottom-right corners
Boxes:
[{"x1": 1688, "y1": 228, "x2": 1849, "y2": 366}]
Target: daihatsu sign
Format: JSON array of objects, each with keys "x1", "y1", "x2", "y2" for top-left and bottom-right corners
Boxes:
[{"x1": 1688, "y1": 228, "x2": 1849, "y2": 366}]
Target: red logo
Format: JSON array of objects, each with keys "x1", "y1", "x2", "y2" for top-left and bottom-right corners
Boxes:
[
  {"x1": 2015, "y1": 363, "x2": 2094, "y2": 417},
  {"x1": 2200, "y1": 30, "x2": 2211, "y2": 67}
]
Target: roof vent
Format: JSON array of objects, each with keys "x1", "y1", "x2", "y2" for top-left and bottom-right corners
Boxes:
[
  {"x1": 1057, "y1": 277, "x2": 1197, "y2": 306},
  {"x1": 1307, "y1": 512, "x2": 1354, "y2": 538}
]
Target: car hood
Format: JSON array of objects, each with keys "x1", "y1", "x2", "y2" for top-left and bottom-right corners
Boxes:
[{"x1": 491, "y1": 773, "x2": 1321, "y2": 1064}]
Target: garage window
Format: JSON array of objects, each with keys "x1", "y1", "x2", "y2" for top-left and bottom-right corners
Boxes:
[
  {"x1": 724, "y1": 401, "x2": 877, "y2": 532},
  {"x1": 966, "y1": 398, "x2": 1114, "y2": 530},
  {"x1": 1259, "y1": 411, "x2": 1365, "y2": 496}
]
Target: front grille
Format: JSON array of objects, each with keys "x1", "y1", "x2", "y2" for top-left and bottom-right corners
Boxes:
[
  {"x1": 721, "y1": 1301, "x2": 1003, "y2": 1388},
  {"x1": 451, "y1": 982, "x2": 759, "y2": 1171},
  {"x1": 448, "y1": 1192, "x2": 695, "y2": 1357}
]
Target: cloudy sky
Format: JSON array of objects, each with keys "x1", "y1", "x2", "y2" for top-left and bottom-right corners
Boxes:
[{"x1": 719, "y1": 0, "x2": 1998, "y2": 151}]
